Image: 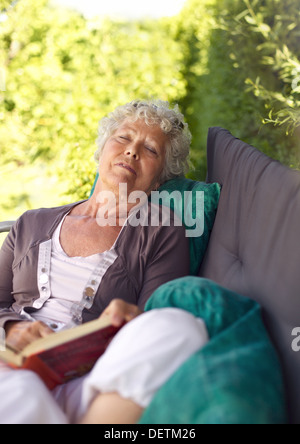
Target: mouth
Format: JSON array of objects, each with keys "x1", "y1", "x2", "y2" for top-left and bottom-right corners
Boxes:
[{"x1": 115, "y1": 163, "x2": 137, "y2": 176}]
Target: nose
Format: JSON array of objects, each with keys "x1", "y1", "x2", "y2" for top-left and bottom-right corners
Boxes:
[{"x1": 125, "y1": 144, "x2": 139, "y2": 160}]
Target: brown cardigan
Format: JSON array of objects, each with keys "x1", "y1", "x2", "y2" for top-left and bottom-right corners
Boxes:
[{"x1": 0, "y1": 201, "x2": 190, "y2": 329}]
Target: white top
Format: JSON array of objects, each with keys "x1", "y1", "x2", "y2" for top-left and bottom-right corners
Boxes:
[{"x1": 32, "y1": 217, "x2": 118, "y2": 330}]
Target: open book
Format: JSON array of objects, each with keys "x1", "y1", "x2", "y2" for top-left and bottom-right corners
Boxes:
[{"x1": 0, "y1": 318, "x2": 123, "y2": 390}]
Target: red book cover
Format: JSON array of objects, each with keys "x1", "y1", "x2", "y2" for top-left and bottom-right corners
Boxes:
[{"x1": 20, "y1": 324, "x2": 122, "y2": 390}]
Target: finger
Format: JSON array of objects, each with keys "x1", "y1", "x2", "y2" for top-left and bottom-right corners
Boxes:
[
  {"x1": 29, "y1": 321, "x2": 54, "y2": 339},
  {"x1": 7, "y1": 330, "x2": 38, "y2": 353},
  {"x1": 111, "y1": 301, "x2": 141, "y2": 326},
  {"x1": 111, "y1": 311, "x2": 125, "y2": 327},
  {"x1": 101, "y1": 304, "x2": 124, "y2": 327},
  {"x1": 6, "y1": 337, "x2": 24, "y2": 353},
  {"x1": 5, "y1": 322, "x2": 51, "y2": 353},
  {"x1": 101, "y1": 300, "x2": 142, "y2": 327},
  {"x1": 38, "y1": 323, "x2": 55, "y2": 338},
  {"x1": 123, "y1": 305, "x2": 142, "y2": 322},
  {"x1": 105, "y1": 299, "x2": 127, "y2": 326}
]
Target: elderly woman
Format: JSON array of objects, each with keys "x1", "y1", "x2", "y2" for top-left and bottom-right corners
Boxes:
[{"x1": 0, "y1": 100, "x2": 208, "y2": 424}]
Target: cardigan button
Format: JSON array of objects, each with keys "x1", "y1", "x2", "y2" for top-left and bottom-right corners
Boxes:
[
  {"x1": 39, "y1": 273, "x2": 49, "y2": 285},
  {"x1": 85, "y1": 287, "x2": 95, "y2": 298}
]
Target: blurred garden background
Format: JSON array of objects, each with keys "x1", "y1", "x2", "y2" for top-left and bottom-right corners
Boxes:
[{"x1": 0, "y1": 0, "x2": 300, "y2": 233}]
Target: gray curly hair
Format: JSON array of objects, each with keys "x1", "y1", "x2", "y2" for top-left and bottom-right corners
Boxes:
[{"x1": 94, "y1": 100, "x2": 192, "y2": 184}]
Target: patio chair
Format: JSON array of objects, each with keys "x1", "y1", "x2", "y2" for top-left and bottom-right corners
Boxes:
[{"x1": 0, "y1": 222, "x2": 14, "y2": 234}]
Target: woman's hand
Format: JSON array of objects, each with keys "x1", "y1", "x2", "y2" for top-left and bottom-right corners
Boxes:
[
  {"x1": 5, "y1": 321, "x2": 54, "y2": 353},
  {"x1": 100, "y1": 299, "x2": 142, "y2": 327}
]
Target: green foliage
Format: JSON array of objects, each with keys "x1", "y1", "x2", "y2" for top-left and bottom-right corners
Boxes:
[
  {"x1": 176, "y1": 0, "x2": 300, "y2": 175},
  {"x1": 0, "y1": 0, "x2": 299, "y2": 221},
  {"x1": 0, "y1": 0, "x2": 16, "y2": 13},
  {"x1": 0, "y1": 0, "x2": 186, "y2": 217},
  {"x1": 230, "y1": 0, "x2": 300, "y2": 135}
]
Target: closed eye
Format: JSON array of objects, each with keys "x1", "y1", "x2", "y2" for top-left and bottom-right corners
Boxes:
[
  {"x1": 117, "y1": 136, "x2": 131, "y2": 144},
  {"x1": 145, "y1": 145, "x2": 158, "y2": 155}
]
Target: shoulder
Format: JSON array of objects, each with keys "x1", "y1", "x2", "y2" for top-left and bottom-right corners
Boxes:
[
  {"x1": 19, "y1": 201, "x2": 85, "y2": 220},
  {"x1": 15, "y1": 201, "x2": 86, "y2": 240}
]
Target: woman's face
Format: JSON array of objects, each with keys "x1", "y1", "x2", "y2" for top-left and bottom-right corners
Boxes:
[{"x1": 98, "y1": 119, "x2": 168, "y2": 196}]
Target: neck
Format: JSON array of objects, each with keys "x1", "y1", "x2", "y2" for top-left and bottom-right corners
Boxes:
[{"x1": 79, "y1": 181, "x2": 148, "y2": 225}]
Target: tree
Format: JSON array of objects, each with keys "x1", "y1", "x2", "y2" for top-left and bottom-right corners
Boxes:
[
  {"x1": 1, "y1": 0, "x2": 299, "y2": 221},
  {"x1": 175, "y1": 0, "x2": 300, "y2": 173},
  {"x1": 0, "y1": 0, "x2": 186, "y2": 215},
  {"x1": 0, "y1": 1, "x2": 18, "y2": 13},
  {"x1": 231, "y1": 0, "x2": 300, "y2": 135}
]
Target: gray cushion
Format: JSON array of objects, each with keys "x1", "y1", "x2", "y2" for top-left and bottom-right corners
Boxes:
[{"x1": 199, "y1": 127, "x2": 300, "y2": 424}]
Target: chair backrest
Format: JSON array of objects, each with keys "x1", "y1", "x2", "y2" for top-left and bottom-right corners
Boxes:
[
  {"x1": 0, "y1": 222, "x2": 14, "y2": 234},
  {"x1": 199, "y1": 127, "x2": 300, "y2": 424}
]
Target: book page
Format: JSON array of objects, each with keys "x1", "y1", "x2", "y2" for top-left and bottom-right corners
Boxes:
[{"x1": 0, "y1": 348, "x2": 23, "y2": 367}]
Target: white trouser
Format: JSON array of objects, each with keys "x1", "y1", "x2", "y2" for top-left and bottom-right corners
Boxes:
[{"x1": 0, "y1": 309, "x2": 209, "y2": 424}]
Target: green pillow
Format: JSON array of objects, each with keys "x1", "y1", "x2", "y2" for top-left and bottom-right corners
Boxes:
[
  {"x1": 89, "y1": 173, "x2": 99, "y2": 197},
  {"x1": 140, "y1": 277, "x2": 287, "y2": 424},
  {"x1": 90, "y1": 174, "x2": 221, "y2": 275},
  {"x1": 157, "y1": 178, "x2": 220, "y2": 275}
]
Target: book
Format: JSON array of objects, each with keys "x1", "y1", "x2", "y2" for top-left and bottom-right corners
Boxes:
[{"x1": 0, "y1": 318, "x2": 123, "y2": 390}]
